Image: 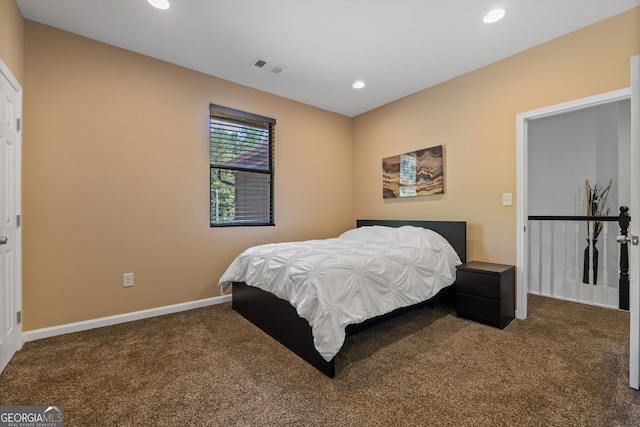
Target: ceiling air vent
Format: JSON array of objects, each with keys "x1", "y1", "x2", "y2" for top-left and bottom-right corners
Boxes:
[{"x1": 252, "y1": 58, "x2": 286, "y2": 74}]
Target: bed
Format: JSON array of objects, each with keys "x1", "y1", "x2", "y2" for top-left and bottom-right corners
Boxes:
[{"x1": 219, "y1": 219, "x2": 467, "y2": 377}]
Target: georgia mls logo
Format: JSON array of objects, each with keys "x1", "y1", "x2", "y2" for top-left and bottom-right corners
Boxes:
[{"x1": 0, "y1": 405, "x2": 64, "y2": 427}]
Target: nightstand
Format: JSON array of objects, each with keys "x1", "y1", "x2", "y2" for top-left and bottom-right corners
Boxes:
[{"x1": 456, "y1": 261, "x2": 515, "y2": 329}]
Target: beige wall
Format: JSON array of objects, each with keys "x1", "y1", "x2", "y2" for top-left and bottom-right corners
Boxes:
[
  {"x1": 352, "y1": 8, "x2": 640, "y2": 265},
  {"x1": 22, "y1": 22, "x2": 353, "y2": 331},
  {"x1": 0, "y1": 0, "x2": 24, "y2": 84}
]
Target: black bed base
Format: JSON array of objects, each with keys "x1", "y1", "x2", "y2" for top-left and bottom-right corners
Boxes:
[
  {"x1": 232, "y1": 281, "x2": 336, "y2": 377},
  {"x1": 232, "y1": 281, "x2": 455, "y2": 378},
  {"x1": 230, "y1": 219, "x2": 466, "y2": 378}
]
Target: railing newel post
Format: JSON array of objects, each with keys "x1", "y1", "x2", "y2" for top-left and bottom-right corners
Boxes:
[{"x1": 619, "y1": 206, "x2": 630, "y2": 310}]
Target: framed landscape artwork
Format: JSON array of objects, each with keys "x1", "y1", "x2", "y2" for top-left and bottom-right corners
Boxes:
[{"x1": 382, "y1": 145, "x2": 444, "y2": 198}]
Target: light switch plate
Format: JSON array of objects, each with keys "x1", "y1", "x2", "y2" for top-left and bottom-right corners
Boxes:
[
  {"x1": 502, "y1": 193, "x2": 513, "y2": 206},
  {"x1": 123, "y1": 273, "x2": 134, "y2": 287}
]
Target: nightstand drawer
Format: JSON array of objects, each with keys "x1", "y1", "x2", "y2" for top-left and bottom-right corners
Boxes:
[
  {"x1": 456, "y1": 270, "x2": 501, "y2": 299},
  {"x1": 456, "y1": 293, "x2": 502, "y2": 327}
]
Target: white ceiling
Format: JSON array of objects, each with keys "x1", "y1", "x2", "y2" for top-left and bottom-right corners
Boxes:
[{"x1": 16, "y1": 0, "x2": 640, "y2": 117}]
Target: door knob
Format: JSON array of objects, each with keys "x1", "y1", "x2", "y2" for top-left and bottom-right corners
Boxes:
[
  {"x1": 0, "y1": 236, "x2": 7, "y2": 245},
  {"x1": 617, "y1": 235, "x2": 639, "y2": 245}
]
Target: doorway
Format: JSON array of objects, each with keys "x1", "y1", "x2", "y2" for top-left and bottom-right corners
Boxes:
[
  {"x1": 516, "y1": 88, "x2": 631, "y2": 320},
  {"x1": 526, "y1": 100, "x2": 630, "y2": 308}
]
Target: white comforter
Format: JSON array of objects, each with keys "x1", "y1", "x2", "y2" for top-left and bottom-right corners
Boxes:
[{"x1": 219, "y1": 225, "x2": 461, "y2": 361}]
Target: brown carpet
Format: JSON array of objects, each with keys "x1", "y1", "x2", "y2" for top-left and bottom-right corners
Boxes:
[{"x1": 0, "y1": 294, "x2": 638, "y2": 426}]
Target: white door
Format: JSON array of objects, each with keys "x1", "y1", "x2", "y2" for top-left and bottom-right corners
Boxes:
[
  {"x1": 0, "y1": 59, "x2": 22, "y2": 374},
  {"x1": 629, "y1": 55, "x2": 640, "y2": 390}
]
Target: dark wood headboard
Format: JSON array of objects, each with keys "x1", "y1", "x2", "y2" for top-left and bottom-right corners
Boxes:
[{"x1": 356, "y1": 219, "x2": 467, "y2": 263}]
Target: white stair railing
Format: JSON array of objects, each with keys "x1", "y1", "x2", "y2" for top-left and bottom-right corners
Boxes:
[{"x1": 527, "y1": 215, "x2": 620, "y2": 309}]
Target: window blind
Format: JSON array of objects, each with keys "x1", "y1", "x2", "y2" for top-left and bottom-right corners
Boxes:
[{"x1": 210, "y1": 104, "x2": 275, "y2": 226}]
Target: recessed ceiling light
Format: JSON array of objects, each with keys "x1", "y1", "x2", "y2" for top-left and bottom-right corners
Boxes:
[
  {"x1": 483, "y1": 8, "x2": 506, "y2": 24},
  {"x1": 148, "y1": 0, "x2": 170, "y2": 10},
  {"x1": 352, "y1": 81, "x2": 366, "y2": 89}
]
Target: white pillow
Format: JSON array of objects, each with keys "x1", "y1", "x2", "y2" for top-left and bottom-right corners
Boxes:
[{"x1": 340, "y1": 225, "x2": 461, "y2": 265}]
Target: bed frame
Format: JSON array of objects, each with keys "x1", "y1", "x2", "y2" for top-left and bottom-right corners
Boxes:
[{"x1": 231, "y1": 219, "x2": 467, "y2": 377}]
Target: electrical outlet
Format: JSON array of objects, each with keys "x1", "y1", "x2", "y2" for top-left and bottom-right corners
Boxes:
[
  {"x1": 502, "y1": 193, "x2": 513, "y2": 206},
  {"x1": 123, "y1": 273, "x2": 134, "y2": 288}
]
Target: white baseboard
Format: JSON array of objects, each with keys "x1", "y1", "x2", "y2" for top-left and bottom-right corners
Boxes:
[{"x1": 22, "y1": 295, "x2": 232, "y2": 342}]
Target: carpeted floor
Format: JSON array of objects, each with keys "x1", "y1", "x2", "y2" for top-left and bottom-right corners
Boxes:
[{"x1": 0, "y1": 294, "x2": 638, "y2": 426}]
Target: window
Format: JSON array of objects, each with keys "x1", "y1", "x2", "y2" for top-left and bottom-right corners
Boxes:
[{"x1": 210, "y1": 104, "x2": 275, "y2": 226}]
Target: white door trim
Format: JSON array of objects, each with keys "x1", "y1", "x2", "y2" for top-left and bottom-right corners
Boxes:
[
  {"x1": 515, "y1": 87, "x2": 631, "y2": 320},
  {"x1": 0, "y1": 58, "x2": 23, "y2": 374},
  {"x1": 628, "y1": 55, "x2": 639, "y2": 389}
]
